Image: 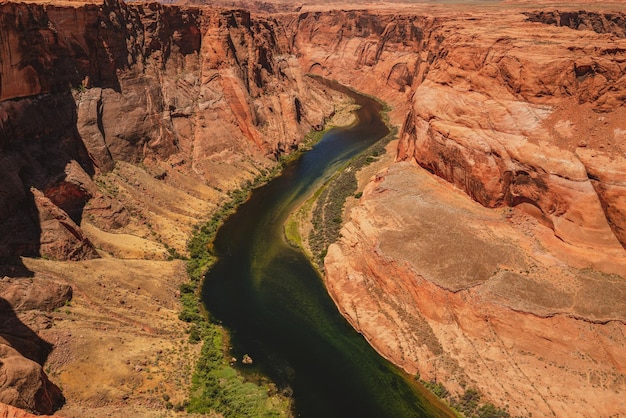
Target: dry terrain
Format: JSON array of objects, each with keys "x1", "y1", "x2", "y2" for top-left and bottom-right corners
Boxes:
[
  {"x1": 1, "y1": 0, "x2": 625, "y2": 417},
  {"x1": 326, "y1": 161, "x2": 626, "y2": 417}
]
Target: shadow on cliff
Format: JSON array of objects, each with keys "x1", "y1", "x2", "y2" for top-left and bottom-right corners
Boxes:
[
  {"x1": 0, "y1": 297, "x2": 53, "y2": 364},
  {"x1": 0, "y1": 1, "x2": 139, "y2": 269},
  {"x1": 0, "y1": 0, "x2": 210, "y2": 270},
  {"x1": 0, "y1": 259, "x2": 35, "y2": 278},
  {"x1": 0, "y1": 296, "x2": 65, "y2": 413},
  {"x1": 0, "y1": 90, "x2": 96, "y2": 268}
]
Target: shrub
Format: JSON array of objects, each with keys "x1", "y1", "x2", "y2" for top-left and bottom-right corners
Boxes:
[{"x1": 180, "y1": 166, "x2": 291, "y2": 417}]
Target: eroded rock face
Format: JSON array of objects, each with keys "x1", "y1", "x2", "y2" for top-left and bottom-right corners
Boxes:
[
  {"x1": 284, "y1": 10, "x2": 436, "y2": 124},
  {"x1": 0, "y1": 402, "x2": 55, "y2": 418},
  {"x1": 0, "y1": 92, "x2": 97, "y2": 260},
  {"x1": 396, "y1": 12, "x2": 626, "y2": 252},
  {"x1": 316, "y1": 7, "x2": 626, "y2": 417},
  {"x1": 283, "y1": 8, "x2": 626, "y2": 253},
  {"x1": 0, "y1": 0, "x2": 341, "y2": 260},
  {"x1": 2, "y1": 2, "x2": 626, "y2": 416},
  {"x1": 0, "y1": 277, "x2": 70, "y2": 414},
  {"x1": 526, "y1": 10, "x2": 626, "y2": 37},
  {"x1": 326, "y1": 163, "x2": 626, "y2": 417}
]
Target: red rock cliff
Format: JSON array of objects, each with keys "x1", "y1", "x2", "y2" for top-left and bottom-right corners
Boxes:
[
  {"x1": 312, "y1": 7, "x2": 626, "y2": 418},
  {"x1": 0, "y1": 2, "x2": 343, "y2": 415},
  {"x1": 284, "y1": 8, "x2": 626, "y2": 253},
  {"x1": 2, "y1": 2, "x2": 626, "y2": 417},
  {"x1": 0, "y1": 0, "x2": 339, "y2": 261}
]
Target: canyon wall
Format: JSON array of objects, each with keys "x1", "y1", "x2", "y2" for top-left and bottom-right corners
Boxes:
[
  {"x1": 0, "y1": 0, "x2": 339, "y2": 261},
  {"x1": 285, "y1": 9, "x2": 626, "y2": 255},
  {"x1": 283, "y1": 7, "x2": 626, "y2": 417},
  {"x1": 2, "y1": 1, "x2": 626, "y2": 416},
  {"x1": 398, "y1": 11, "x2": 626, "y2": 256},
  {"x1": 0, "y1": 1, "x2": 343, "y2": 415}
]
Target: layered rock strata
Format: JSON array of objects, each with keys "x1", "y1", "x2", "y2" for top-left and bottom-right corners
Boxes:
[
  {"x1": 1, "y1": 1, "x2": 626, "y2": 417},
  {"x1": 0, "y1": 0, "x2": 340, "y2": 260},
  {"x1": 0, "y1": 1, "x2": 343, "y2": 415},
  {"x1": 312, "y1": 8, "x2": 626, "y2": 418},
  {"x1": 326, "y1": 162, "x2": 626, "y2": 417},
  {"x1": 0, "y1": 277, "x2": 69, "y2": 414}
]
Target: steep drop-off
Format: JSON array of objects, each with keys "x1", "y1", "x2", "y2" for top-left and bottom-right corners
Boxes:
[
  {"x1": 2, "y1": 1, "x2": 626, "y2": 417},
  {"x1": 293, "y1": 8, "x2": 626, "y2": 417},
  {"x1": 0, "y1": 0, "x2": 343, "y2": 260},
  {"x1": 0, "y1": 1, "x2": 345, "y2": 415}
]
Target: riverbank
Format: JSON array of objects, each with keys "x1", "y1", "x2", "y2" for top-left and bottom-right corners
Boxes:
[
  {"x1": 283, "y1": 94, "x2": 514, "y2": 417},
  {"x1": 284, "y1": 96, "x2": 397, "y2": 270},
  {"x1": 3, "y1": 68, "x2": 355, "y2": 416},
  {"x1": 199, "y1": 82, "x2": 456, "y2": 417},
  {"x1": 177, "y1": 92, "x2": 362, "y2": 417}
]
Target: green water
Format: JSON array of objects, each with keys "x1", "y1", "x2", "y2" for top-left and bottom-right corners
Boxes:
[{"x1": 202, "y1": 82, "x2": 452, "y2": 417}]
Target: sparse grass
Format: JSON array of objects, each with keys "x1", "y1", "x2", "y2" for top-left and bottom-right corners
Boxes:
[
  {"x1": 416, "y1": 377, "x2": 510, "y2": 418},
  {"x1": 181, "y1": 171, "x2": 291, "y2": 417},
  {"x1": 307, "y1": 124, "x2": 398, "y2": 269},
  {"x1": 179, "y1": 118, "x2": 343, "y2": 416},
  {"x1": 283, "y1": 215, "x2": 303, "y2": 248}
]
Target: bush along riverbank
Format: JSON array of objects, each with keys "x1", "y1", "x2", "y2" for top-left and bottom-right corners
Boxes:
[
  {"x1": 285, "y1": 97, "x2": 397, "y2": 271},
  {"x1": 177, "y1": 95, "x2": 358, "y2": 417},
  {"x1": 308, "y1": 124, "x2": 397, "y2": 269},
  {"x1": 181, "y1": 169, "x2": 290, "y2": 417},
  {"x1": 416, "y1": 375, "x2": 510, "y2": 418},
  {"x1": 284, "y1": 89, "x2": 511, "y2": 418}
]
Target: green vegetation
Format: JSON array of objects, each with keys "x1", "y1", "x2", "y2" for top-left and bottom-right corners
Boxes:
[
  {"x1": 72, "y1": 83, "x2": 87, "y2": 94},
  {"x1": 187, "y1": 325, "x2": 288, "y2": 417},
  {"x1": 179, "y1": 119, "x2": 345, "y2": 416},
  {"x1": 179, "y1": 84, "x2": 402, "y2": 417},
  {"x1": 308, "y1": 124, "x2": 397, "y2": 269},
  {"x1": 285, "y1": 77, "x2": 399, "y2": 269},
  {"x1": 283, "y1": 212, "x2": 303, "y2": 248},
  {"x1": 163, "y1": 243, "x2": 185, "y2": 261},
  {"x1": 181, "y1": 170, "x2": 290, "y2": 417},
  {"x1": 423, "y1": 380, "x2": 450, "y2": 399},
  {"x1": 416, "y1": 377, "x2": 510, "y2": 418}
]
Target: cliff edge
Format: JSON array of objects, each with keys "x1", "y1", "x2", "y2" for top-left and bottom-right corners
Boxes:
[
  {"x1": 1, "y1": 1, "x2": 625, "y2": 417},
  {"x1": 317, "y1": 7, "x2": 626, "y2": 418}
]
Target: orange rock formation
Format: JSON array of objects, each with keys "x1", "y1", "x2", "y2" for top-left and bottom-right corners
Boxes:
[
  {"x1": 1, "y1": 1, "x2": 625, "y2": 416},
  {"x1": 0, "y1": 1, "x2": 342, "y2": 414},
  {"x1": 303, "y1": 7, "x2": 626, "y2": 417}
]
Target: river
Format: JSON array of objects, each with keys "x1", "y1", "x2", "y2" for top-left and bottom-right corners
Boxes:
[{"x1": 201, "y1": 82, "x2": 451, "y2": 417}]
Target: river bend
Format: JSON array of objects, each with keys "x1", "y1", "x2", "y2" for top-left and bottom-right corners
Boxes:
[{"x1": 202, "y1": 82, "x2": 450, "y2": 417}]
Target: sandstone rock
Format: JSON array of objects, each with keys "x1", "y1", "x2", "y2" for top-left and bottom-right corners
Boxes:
[
  {"x1": 283, "y1": 8, "x2": 626, "y2": 253},
  {"x1": 0, "y1": 345, "x2": 63, "y2": 415},
  {"x1": 394, "y1": 12, "x2": 626, "y2": 250},
  {"x1": 288, "y1": 7, "x2": 626, "y2": 415},
  {"x1": 0, "y1": 278, "x2": 72, "y2": 314},
  {"x1": 0, "y1": 278, "x2": 69, "y2": 415},
  {"x1": 82, "y1": 192, "x2": 130, "y2": 231},
  {"x1": 32, "y1": 189, "x2": 99, "y2": 261},
  {"x1": 0, "y1": 90, "x2": 96, "y2": 259},
  {"x1": 526, "y1": 10, "x2": 626, "y2": 38},
  {"x1": 0, "y1": 402, "x2": 56, "y2": 418},
  {"x1": 326, "y1": 163, "x2": 626, "y2": 417},
  {"x1": 2, "y1": 2, "x2": 626, "y2": 417},
  {"x1": 0, "y1": 1, "x2": 346, "y2": 260}
]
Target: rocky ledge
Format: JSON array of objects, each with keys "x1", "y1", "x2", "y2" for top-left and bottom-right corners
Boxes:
[
  {"x1": 1, "y1": 1, "x2": 625, "y2": 417},
  {"x1": 320, "y1": 7, "x2": 626, "y2": 418}
]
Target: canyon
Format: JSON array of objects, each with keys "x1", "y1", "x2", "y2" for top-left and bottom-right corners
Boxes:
[{"x1": 0, "y1": 0, "x2": 625, "y2": 417}]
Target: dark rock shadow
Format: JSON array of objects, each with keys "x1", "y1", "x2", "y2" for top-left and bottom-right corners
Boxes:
[
  {"x1": 0, "y1": 91, "x2": 95, "y2": 264},
  {"x1": 0, "y1": 258, "x2": 35, "y2": 278},
  {"x1": 0, "y1": 297, "x2": 53, "y2": 365},
  {"x1": 0, "y1": 295, "x2": 65, "y2": 413}
]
